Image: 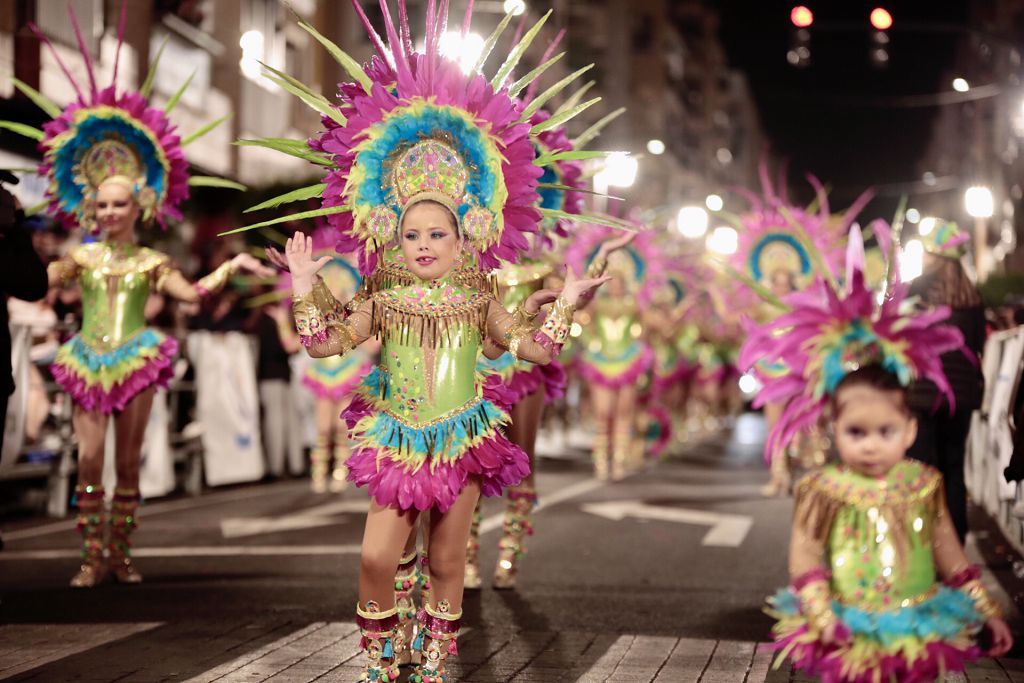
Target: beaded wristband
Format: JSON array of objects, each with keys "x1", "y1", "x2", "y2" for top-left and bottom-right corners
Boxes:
[{"x1": 539, "y1": 297, "x2": 574, "y2": 346}]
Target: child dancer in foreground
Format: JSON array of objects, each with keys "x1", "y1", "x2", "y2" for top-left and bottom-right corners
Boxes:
[{"x1": 743, "y1": 230, "x2": 1012, "y2": 681}]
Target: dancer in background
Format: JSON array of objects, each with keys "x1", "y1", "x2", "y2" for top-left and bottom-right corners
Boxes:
[
  {"x1": 2, "y1": 7, "x2": 271, "y2": 587},
  {"x1": 567, "y1": 226, "x2": 664, "y2": 481},
  {"x1": 293, "y1": 227, "x2": 375, "y2": 493},
  {"x1": 745, "y1": 229, "x2": 1011, "y2": 681}
]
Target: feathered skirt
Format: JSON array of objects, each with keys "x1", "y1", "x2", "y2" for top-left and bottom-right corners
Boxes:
[{"x1": 52, "y1": 328, "x2": 177, "y2": 414}]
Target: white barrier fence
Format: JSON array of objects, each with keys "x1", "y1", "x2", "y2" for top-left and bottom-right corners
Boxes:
[{"x1": 966, "y1": 327, "x2": 1024, "y2": 554}]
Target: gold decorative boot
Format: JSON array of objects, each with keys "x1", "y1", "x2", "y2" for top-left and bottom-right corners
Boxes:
[
  {"x1": 310, "y1": 436, "x2": 329, "y2": 493},
  {"x1": 329, "y1": 441, "x2": 349, "y2": 493},
  {"x1": 493, "y1": 488, "x2": 537, "y2": 590},
  {"x1": 70, "y1": 484, "x2": 107, "y2": 588},
  {"x1": 463, "y1": 504, "x2": 483, "y2": 590},
  {"x1": 108, "y1": 487, "x2": 143, "y2": 584},
  {"x1": 355, "y1": 601, "x2": 402, "y2": 682},
  {"x1": 393, "y1": 550, "x2": 419, "y2": 667},
  {"x1": 409, "y1": 601, "x2": 462, "y2": 683}
]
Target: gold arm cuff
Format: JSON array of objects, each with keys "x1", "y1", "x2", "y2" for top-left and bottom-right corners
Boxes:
[
  {"x1": 195, "y1": 260, "x2": 236, "y2": 296},
  {"x1": 539, "y1": 297, "x2": 575, "y2": 346},
  {"x1": 963, "y1": 579, "x2": 1003, "y2": 620},
  {"x1": 797, "y1": 581, "x2": 836, "y2": 633}
]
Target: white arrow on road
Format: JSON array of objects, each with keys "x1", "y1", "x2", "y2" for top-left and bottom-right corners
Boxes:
[
  {"x1": 220, "y1": 499, "x2": 368, "y2": 539},
  {"x1": 580, "y1": 500, "x2": 753, "y2": 547}
]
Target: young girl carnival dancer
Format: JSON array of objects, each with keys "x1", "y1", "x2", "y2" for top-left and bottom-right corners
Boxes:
[
  {"x1": 243, "y1": 4, "x2": 612, "y2": 679},
  {"x1": 1, "y1": 6, "x2": 270, "y2": 588},
  {"x1": 743, "y1": 229, "x2": 1012, "y2": 681}
]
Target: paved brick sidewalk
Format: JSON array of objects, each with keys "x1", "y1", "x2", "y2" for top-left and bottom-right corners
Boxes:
[{"x1": 11, "y1": 620, "x2": 1002, "y2": 683}]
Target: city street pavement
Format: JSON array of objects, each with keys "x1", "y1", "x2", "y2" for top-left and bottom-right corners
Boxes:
[{"x1": 1, "y1": 414, "x2": 1023, "y2": 682}]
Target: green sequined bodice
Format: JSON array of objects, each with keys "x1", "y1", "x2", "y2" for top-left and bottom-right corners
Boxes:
[
  {"x1": 74, "y1": 243, "x2": 167, "y2": 351},
  {"x1": 807, "y1": 462, "x2": 942, "y2": 610},
  {"x1": 374, "y1": 281, "x2": 488, "y2": 425}
]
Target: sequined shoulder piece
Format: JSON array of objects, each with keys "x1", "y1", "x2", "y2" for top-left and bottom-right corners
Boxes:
[
  {"x1": 800, "y1": 461, "x2": 941, "y2": 511},
  {"x1": 369, "y1": 283, "x2": 494, "y2": 346},
  {"x1": 72, "y1": 243, "x2": 169, "y2": 275}
]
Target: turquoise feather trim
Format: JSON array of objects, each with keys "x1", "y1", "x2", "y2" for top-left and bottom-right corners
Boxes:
[
  {"x1": 356, "y1": 397, "x2": 508, "y2": 465},
  {"x1": 770, "y1": 585, "x2": 982, "y2": 645},
  {"x1": 62, "y1": 328, "x2": 169, "y2": 373}
]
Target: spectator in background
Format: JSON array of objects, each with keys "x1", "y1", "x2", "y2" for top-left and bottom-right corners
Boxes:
[
  {"x1": 252, "y1": 300, "x2": 304, "y2": 479},
  {"x1": 0, "y1": 172, "x2": 49, "y2": 450},
  {"x1": 906, "y1": 223, "x2": 985, "y2": 543}
]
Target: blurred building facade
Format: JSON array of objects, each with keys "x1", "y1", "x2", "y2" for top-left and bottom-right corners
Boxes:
[
  {"x1": 913, "y1": 0, "x2": 1024, "y2": 280},
  {"x1": 0, "y1": 0, "x2": 762, "y2": 232}
]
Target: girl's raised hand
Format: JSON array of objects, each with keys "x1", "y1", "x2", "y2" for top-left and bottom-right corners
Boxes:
[{"x1": 286, "y1": 231, "x2": 332, "y2": 294}]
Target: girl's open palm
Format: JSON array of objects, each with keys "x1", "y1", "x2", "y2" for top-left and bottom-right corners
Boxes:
[{"x1": 286, "y1": 231, "x2": 332, "y2": 293}]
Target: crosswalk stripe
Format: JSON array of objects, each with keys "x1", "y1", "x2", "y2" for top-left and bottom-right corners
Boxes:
[{"x1": 0, "y1": 622, "x2": 162, "y2": 680}]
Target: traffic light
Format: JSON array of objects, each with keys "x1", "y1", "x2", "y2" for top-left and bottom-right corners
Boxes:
[
  {"x1": 869, "y1": 7, "x2": 892, "y2": 68},
  {"x1": 788, "y1": 6, "x2": 812, "y2": 68}
]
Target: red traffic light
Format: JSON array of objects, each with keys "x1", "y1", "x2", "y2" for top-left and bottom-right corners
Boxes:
[
  {"x1": 870, "y1": 7, "x2": 893, "y2": 30},
  {"x1": 791, "y1": 6, "x2": 814, "y2": 28}
]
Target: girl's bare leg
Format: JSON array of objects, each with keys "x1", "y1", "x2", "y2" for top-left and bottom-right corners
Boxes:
[
  {"x1": 411, "y1": 482, "x2": 482, "y2": 678},
  {"x1": 109, "y1": 388, "x2": 154, "y2": 583},
  {"x1": 356, "y1": 501, "x2": 420, "y2": 678},
  {"x1": 70, "y1": 404, "x2": 110, "y2": 588}
]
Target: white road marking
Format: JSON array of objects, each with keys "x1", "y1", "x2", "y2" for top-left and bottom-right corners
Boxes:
[
  {"x1": 0, "y1": 622, "x2": 162, "y2": 679},
  {"x1": 480, "y1": 477, "x2": 606, "y2": 534},
  {"x1": 3, "y1": 484, "x2": 316, "y2": 541},
  {"x1": 219, "y1": 499, "x2": 369, "y2": 538},
  {"x1": 0, "y1": 544, "x2": 362, "y2": 560},
  {"x1": 580, "y1": 500, "x2": 753, "y2": 547}
]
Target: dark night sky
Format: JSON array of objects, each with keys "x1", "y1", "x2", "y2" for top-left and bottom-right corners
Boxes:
[{"x1": 715, "y1": 1, "x2": 971, "y2": 212}]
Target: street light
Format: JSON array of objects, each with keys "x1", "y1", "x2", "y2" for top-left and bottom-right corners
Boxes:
[
  {"x1": 239, "y1": 30, "x2": 265, "y2": 80},
  {"x1": 503, "y1": 0, "x2": 526, "y2": 16},
  {"x1": 900, "y1": 239, "x2": 924, "y2": 282},
  {"x1": 918, "y1": 216, "x2": 937, "y2": 235},
  {"x1": 439, "y1": 31, "x2": 485, "y2": 73},
  {"x1": 705, "y1": 194, "x2": 724, "y2": 212},
  {"x1": 677, "y1": 206, "x2": 709, "y2": 238},
  {"x1": 646, "y1": 139, "x2": 666, "y2": 155},
  {"x1": 603, "y1": 153, "x2": 638, "y2": 188},
  {"x1": 952, "y1": 77, "x2": 970, "y2": 93},
  {"x1": 965, "y1": 186, "x2": 994, "y2": 218},
  {"x1": 905, "y1": 208, "x2": 920, "y2": 224},
  {"x1": 707, "y1": 226, "x2": 738, "y2": 255},
  {"x1": 965, "y1": 186, "x2": 994, "y2": 279}
]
